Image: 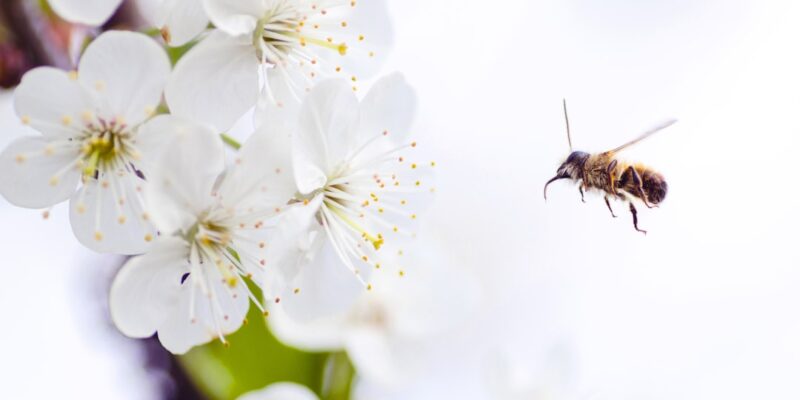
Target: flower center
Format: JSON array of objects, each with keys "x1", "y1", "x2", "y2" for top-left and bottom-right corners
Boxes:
[
  {"x1": 253, "y1": 2, "x2": 349, "y2": 65},
  {"x1": 187, "y1": 218, "x2": 240, "y2": 287},
  {"x1": 323, "y1": 182, "x2": 384, "y2": 250},
  {"x1": 79, "y1": 118, "x2": 133, "y2": 178}
]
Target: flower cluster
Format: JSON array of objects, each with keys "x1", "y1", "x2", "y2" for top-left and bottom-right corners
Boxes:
[{"x1": 0, "y1": 0, "x2": 436, "y2": 364}]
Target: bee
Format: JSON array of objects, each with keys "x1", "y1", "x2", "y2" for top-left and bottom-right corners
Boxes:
[{"x1": 543, "y1": 100, "x2": 676, "y2": 234}]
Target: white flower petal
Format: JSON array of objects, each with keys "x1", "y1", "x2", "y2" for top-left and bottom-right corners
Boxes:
[
  {"x1": 78, "y1": 31, "x2": 171, "y2": 125},
  {"x1": 293, "y1": 79, "x2": 359, "y2": 193},
  {"x1": 13, "y1": 67, "x2": 94, "y2": 138},
  {"x1": 238, "y1": 382, "x2": 319, "y2": 400},
  {"x1": 262, "y1": 63, "x2": 307, "y2": 116},
  {"x1": 157, "y1": 270, "x2": 250, "y2": 354},
  {"x1": 267, "y1": 303, "x2": 348, "y2": 351},
  {"x1": 358, "y1": 73, "x2": 417, "y2": 146},
  {"x1": 165, "y1": 31, "x2": 259, "y2": 132},
  {"x1": 109, "y1": 236, "x2": 188, "y2": 339},
  {"x1": 47, "y1": 0, "x2": 122, "y2": 26},
  {"x1": 202, "y1": 0, "x2": 265, "y2": 37},
  {"x1": 134, "y1": 114, "x2": 194, "y2": 171},
  {"x1": 272, "y1": 235, "x2": 367, "y2": 322},
  {"x1": 264, "y1": 194, "x2": 323, "y2": 283},
  {"x1": 144, "y1": 120, "x2": 225, "y2": 234},
  {"x1": 154, "y1": 0, "x2": 210, "y2": 46},
  {"x1": 219, "y1": 123, "x2": 296, "y2": 211},
  {"x1": 344, "y1": 328, "x2": 402, "y2": 387},
  {"x1": 69, "y1": 176, "x2": 156, "y2": 255},
  {"x1": 0, "y1": 136, "x2": 81, "y2": 208}
]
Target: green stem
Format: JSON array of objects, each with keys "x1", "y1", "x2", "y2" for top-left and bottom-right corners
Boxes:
[
  {"x1": 321, "y1": 352, "x2": 355, "y2": 400},
  {"x1": 220, "y1": 133, "x2": 242, "y2": 150}
]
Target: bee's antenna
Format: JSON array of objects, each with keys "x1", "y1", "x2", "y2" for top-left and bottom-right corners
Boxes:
[{"x1": 563, "y1": 98, "x2": 572, "y2": 152}]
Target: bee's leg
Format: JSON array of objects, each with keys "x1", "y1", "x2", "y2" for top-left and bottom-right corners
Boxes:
[
  {"x1": 578, "y1": 186, "x2": 586, "y2": 203},
  {"x1": 628, "y1": 202, "x2": 647, "y2": 235},
  {"x1": 606, "y1": 160, "x2": 618, "y2": 192},
  {"x1": 604, "y1": 195, "x2": 617, "y2": 218},
  {"x1": 626, "y1": 166, "x2": 656, "y2": 209}
]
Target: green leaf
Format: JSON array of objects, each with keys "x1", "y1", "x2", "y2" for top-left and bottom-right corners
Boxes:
[{"x1": 179, "y1": 305, "x2": 328, "y2": 399}]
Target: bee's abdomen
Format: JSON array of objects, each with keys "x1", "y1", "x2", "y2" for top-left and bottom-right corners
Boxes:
[
  {"x1": 617, "y1": 165, "x2": 668, "y2": 204},
  {"x1": 641, "y1": 169, "x2": 667, "y2": 204}
]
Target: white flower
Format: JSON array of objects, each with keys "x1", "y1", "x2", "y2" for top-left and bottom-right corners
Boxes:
[
  {"x1": 256, "y1": 73, "x2": 434, "y2": 322},
  {"x1": 109, "y1": 117, "x2": 291, "y2": 354},
  {"x1": 165, "y1": 0, "x2": 393, "y2": 132},
  {"x1": 46, "y1": 0, "x2": 123, "y2": 26},
  {"x1": 0, "y1": 31, "x2": 171, "y2": 254},
  {"x1": 137, "y1": 0, "x2": 211, "y2": 46},
  {"x1": 238, "y1": 382, "x2": 319, "y2": 400},
  {"x1": 269, "y1": 247, "x2": 462, "y2": 388}
]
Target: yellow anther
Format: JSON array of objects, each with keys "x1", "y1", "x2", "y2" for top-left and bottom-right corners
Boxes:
[
  {"x1": 49, "y1": 176, "x2": 59, "y2": 186},
  {"x1": 20, "y1": 115, "x2": 30, "y2": 125},
  {"x1": 160, "y1": 26, "x2": 172, "y2": 44},
  {"x1": 144, "y1": 234, "x2": 153, "y2": 242},
  {"x1": 67, "y1": 70, "x2": 78, "y2": 80},
  {"x1": 14, "y1": 154, "x2": 25, "y2": 164},
  {"x1": 94, "y1": 231, "x2": 103, "y2": 241},
  {"x1": 293, "y1": 288, "x2": 300, "y2": 294},
  {"x1": 117, "y1": 215, "x2": 127, "y2": 225},
  {"x1": 61, "y1": 115, "x2": 72, "y2": 126},
  {"x1": 226, "y1": 276, "x2": 238, "y2": 288},
  {"x1": 338, "y1": 43, "x2": 348, "y2": 55}
]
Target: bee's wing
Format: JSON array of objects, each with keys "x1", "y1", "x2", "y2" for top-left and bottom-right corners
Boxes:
[{"x1": 605, "y1": 119, "x2": 677, "y2": 154}]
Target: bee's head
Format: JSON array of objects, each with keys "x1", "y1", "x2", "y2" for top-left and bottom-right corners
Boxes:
[
  {"x1": 544, "y1": 151, "x2": 589, "y2": 200},
  {"x1": 557, "y1": 151, "x2": 589, "y2": 179}
]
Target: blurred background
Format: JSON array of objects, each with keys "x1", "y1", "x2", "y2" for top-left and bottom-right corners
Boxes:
[{"x1": 4, "y1": 0, "x2": 800, "y2": 398}]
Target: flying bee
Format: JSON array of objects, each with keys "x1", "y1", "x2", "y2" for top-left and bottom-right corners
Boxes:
[{"x1": 543, "y1": 100, "x2": 676, "y2": 234}]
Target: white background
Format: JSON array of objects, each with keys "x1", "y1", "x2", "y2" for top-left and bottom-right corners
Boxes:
[{"x1": 3, "y1": 0, "x2": 800, "y2": 398}]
